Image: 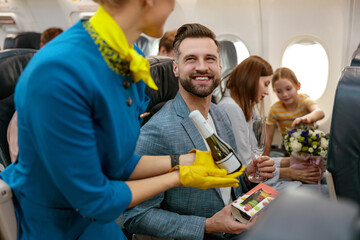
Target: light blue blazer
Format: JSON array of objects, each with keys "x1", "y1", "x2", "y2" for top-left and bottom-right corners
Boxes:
[{"x1": 124, "y1": 93, "x2": 248, "y2": 240}]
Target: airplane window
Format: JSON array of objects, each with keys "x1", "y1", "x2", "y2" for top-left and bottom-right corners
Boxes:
[
  {"x1": 281, "y1": 41, "x2": 328, "y2": 100},
  {"x1": 217, "y1": 34, "x2": 250, "y2": 64}
]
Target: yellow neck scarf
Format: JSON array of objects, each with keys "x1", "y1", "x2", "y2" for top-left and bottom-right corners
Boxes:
[{"x1": 89, "y1": 6, "x2": 158, "y2": 90}]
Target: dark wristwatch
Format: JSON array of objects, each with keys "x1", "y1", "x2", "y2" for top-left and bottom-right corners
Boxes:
[{"x1": 170, "y1": 154, "x2": 180, "y2": 168}]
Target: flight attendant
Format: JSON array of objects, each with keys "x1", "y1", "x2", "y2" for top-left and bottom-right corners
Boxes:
[{"x1": 0, "y1": 0, "x2": 240, "y2": 239}]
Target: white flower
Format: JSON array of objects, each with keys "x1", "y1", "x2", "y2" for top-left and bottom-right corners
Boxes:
[
  {"x1": 309, "y1": 130, "x2": 314, "y2": 136},
  {"x1": 291, "y1": 140, "x2": 302, "y2": 153},
  {"x1": 314, "y1": 130, "x2": 323, "y2": 136},
  {"x1": 320, "y1": 138, "x2": 328, "y2": 149},
  {"x1": 320, "y1": 150, "x2": 327, "y2": 158},
  {"x1": 293, "y1": 131, "x2": 301, "y2": 138},
  {"x1": 309, "y1": 147, "x2": 314, "y2": 153},
  {"x1": 312, "y1": 144, "x2": 318, "y2": 149},
  {"x1": 285, "y1": 145, "x2": 289, "y2": 151},
  {"x1": 290, "y1": 137, "x2": 295, "y2": 142}
]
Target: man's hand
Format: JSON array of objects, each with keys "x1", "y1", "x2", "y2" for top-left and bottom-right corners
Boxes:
[
  {"x1": 205, "y1": 205, "x2": 256, "y2": 234},
  {"x1": 246, "y1": 156, "x2": 275, "y2": 180}
]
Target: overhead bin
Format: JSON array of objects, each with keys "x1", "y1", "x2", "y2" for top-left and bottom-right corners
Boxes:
[
  {"x1": 0, "y1": 13, "x2": 22, "y2": 33},
  {"x1": 58, "y1": 0, "x2": 98, "y2": 24}
]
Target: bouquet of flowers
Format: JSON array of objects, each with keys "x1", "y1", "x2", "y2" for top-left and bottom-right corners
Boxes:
[
  {"x1": 283, "y1": 124, "x2": 329, "y2": 159},
  {"x1": 283, "y1": 124, "x2": 329, "y2": 189}
]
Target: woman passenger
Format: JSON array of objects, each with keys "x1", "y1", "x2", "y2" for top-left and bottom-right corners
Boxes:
[{"x1": 218, "y1": 56, "x2": 322, "y2": 189}]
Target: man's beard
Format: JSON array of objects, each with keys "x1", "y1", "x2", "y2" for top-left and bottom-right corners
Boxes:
[{"x1": 179, "y1": 73, "x2": 220, "y2": 98}]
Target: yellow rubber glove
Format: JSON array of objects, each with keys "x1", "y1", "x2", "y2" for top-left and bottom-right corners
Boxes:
[
  {"x1": 170, "y1": 149, "x2": 245, "y2": 189},
  {"x1": 176, "y1": 165, "x2": 239, "y2": 189},
  {"x1": 190, "y1": 149, "x2": 246, "y2": 179}
]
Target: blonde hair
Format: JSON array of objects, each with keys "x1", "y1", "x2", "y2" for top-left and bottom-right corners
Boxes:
[{"x1": 272, "y1": 67, "x2": 299, "y2": 88}]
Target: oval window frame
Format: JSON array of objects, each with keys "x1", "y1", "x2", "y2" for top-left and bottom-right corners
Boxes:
[{"x1": 281, "y1": 37, "x2": 329, "y2": 101}]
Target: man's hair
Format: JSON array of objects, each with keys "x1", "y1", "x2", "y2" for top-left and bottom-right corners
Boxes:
[
  {"x1": 158, "y1": 30, "x2": 177, "y2": 53},
  {"x1": 173, "y1": 23, "x2": 220, "y2": 60},
  {"x1": 40, "y1": 27, "x2": 63, "y2": 45}
]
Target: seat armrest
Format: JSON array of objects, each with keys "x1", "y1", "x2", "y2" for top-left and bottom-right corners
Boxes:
[
  {"x1": 325, "y1": 170, "x2": 337, "y2": 201},
  {"x1": 0, "y1": 179, "x2": 17, "y2": 240}
]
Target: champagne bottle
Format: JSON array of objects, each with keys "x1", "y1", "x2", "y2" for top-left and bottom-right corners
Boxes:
[{"x1": 189, "y1": 110, "x2": 242, "y2": 174}]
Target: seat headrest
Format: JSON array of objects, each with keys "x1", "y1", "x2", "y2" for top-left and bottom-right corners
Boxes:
[
  {"x1": 219, "y1": 40, "x2": 238, "y2": 78},
  {"x1": 3, "y1": 32, "x2": 41, "y2": 50},
  {"x1": 135, "y1": 36, "x2": 151, "y2": 57},
  {"x1": 142, "y1": 56, "x2": 178, "y2": 126},
  {"x1": 212, "y1": 40, "x2": 238, "y2": 104},
  {"x1": 351, "y1": 48, "x2": 360, "y2": 66},
  {"x1": 0, "y1": 49, "x2": 37, "y2": 100},
  {"x1": 0, "y1": 49, "x2": 37, "y2": 167}
]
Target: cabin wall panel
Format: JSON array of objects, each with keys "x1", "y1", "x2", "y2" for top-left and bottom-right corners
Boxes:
[
  {"x1": 261, "y1": 0, "x2": 352, "y2": 133},
  {"x1": 347, "y1": 0, "x2": 360, "y2": 64},
  {"x1": 165, "y1": 0, "x2": 262, "y2": 56}
]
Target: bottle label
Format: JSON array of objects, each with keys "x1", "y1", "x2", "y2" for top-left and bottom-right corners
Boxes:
[{"x1": 216, "y1": 152, "x2": 242, "y2": 174}]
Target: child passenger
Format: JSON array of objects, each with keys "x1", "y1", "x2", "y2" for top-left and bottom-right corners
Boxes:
[{"x1": 264, "y1": 67, "x2": 325, "y2": 156}]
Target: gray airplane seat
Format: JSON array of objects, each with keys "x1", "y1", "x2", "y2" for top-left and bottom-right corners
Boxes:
[
  {"x1": 212, "y1": 40, "x2": 237, "y2": 104},
  {"x1": 327, "y1": 66, "x2": 360, "y2": 205},
  {"x1": 242, "y1": 188, "x2": 359, "y2": 240},
  {"x1": 0, "y1": 49, "x2": 37, "y2": 168},
  {"x1": 3, "y1": 32, "x2": 41, "y2": 50},
  {"x1": 219, "y1": 40, "x2": 238, "y2": 79},
  {"x1": 142, "y1": 56, "x2": 178, "y2": 126},
  {"x1": 351, "y1": 47, "x2": 360, "y2": 66},
  {"x1": 134, "y1": 36, "x2": 151, "y2": 57}
]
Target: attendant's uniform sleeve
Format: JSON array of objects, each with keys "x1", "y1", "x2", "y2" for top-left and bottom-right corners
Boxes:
[
  {"x1": 122, "y1": 154, "x2": 141, "y2": 180},
  {"x1": 26, "y1": 59, "x2": 135, "y2": 223}
]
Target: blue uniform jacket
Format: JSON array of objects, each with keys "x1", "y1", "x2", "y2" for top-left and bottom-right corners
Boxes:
[{"x1": 0, "y1": 20, "x2": 149, "y2": 239}]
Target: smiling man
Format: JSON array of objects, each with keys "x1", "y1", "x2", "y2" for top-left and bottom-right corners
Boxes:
[{"x1": 123, "y1": 23, "x2": 275, "y2": 240}]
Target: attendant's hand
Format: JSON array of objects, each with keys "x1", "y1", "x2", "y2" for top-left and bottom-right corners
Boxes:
[
  {"x1": 289, "y1": 166, "x2": 322, "y2": 184},
  {"x1": 171, "y1": 150, "x2": 243, "y2": 189},
  {"x1": 205, "y1": 205, "x2": 256, "y2": 234},
  {"x1": 190, "y1": 149, "x2": 244, "y2": 178},
  {"x1": 246, "y1": 156, "x2": 275, "y2": 180},
  {"x1": 291, "y1": 116, "x2": 311, "y2": 128},
  {"x1": 175, "y1": 165, "x2": 239, "y2": 189}
]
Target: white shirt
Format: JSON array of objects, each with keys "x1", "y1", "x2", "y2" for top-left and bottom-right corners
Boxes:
[{"x1": 203, "y1": 114, "x2": 232, "y2": 205}]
